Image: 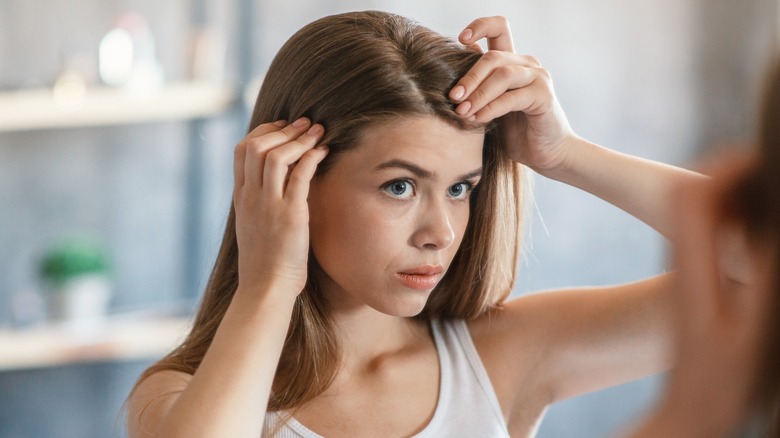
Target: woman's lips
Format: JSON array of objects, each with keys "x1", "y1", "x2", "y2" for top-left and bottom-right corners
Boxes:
[{"x1": 396, "y1": 265, "x2": 444, "y2": 291}]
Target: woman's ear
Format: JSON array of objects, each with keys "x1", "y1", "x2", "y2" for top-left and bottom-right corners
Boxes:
[
  {"x1": 717, "y1": 222, "x2": 758, "y2": 287},
  {"x1": 681, "y1": 150, "x2": 761, "y2": 319},
  {"x1": 713, "y1": 222, "x2": 776, "y2": 332}
]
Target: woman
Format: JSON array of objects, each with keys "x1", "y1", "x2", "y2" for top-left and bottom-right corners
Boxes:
[
  {"x1": 627, "y1": 63, "x2": 780, "y2": 438},
  {"x1": 127, "y1": 11, "x2": 698, "y2": 437}
]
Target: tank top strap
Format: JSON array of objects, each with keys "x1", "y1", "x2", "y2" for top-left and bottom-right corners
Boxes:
[{"x1": 426, "y1": 318, "x2": 508, "y2": 435}]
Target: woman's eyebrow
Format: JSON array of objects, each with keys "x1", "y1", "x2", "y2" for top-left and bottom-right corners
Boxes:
[
  {"x1": 460, "y1": 169, "x2": 483, "y2": 181},
  {"x1": 375, "y1": 159, "x2": 434, "y2": 179},
  {"x1": 373, "y1": 159, "x2": 482, "y2": 181}
]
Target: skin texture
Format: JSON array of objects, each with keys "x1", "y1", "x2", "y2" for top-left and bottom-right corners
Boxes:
[
  {"x1": 288, "y1": 116, "x2": 484, "y2": 436},
  {"x1": 308, "y1": 116, "x2": 484, "y2": 318},
  {"x1": 127, "y1": 16, "x2": 704, "y2": 438}
]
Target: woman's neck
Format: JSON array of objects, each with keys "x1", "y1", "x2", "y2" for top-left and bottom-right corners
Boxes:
[
  {"x1": 319, "y1": 282, "x2": 430, "y2": 372},
  {"x1": 333, "y1": 304, "x2": 429, "y2": 370}
]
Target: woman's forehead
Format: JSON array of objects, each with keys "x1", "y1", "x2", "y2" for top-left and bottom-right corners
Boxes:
[
  {"x1": 359, "y1": 116, "x2": 483, "y2": 150},
  {"x1": 340, "y1": 116, "x2": 485, "y2": 173}
]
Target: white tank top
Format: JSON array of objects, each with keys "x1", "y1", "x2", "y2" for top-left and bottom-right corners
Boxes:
[{"x1": 261, "y1": 319, "x2": 510, "y2": 437}]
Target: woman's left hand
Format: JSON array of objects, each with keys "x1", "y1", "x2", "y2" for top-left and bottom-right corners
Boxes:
[{"x1": 449, "y1": 16, "x2": 575, "y2": 172}]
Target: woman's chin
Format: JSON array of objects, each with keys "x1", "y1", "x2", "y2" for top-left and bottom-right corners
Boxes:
[{"x1": 372, "y1": 293, "x2": 432, "y2": 318}]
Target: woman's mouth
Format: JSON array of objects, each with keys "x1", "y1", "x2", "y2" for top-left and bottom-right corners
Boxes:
[{"x1": 396, "y1": 265, "x2": 444, "y2": 291}]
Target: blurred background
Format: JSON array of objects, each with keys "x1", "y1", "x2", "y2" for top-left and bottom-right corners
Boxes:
[{"x1": 0, "y1": 0, "x2": 775, "y2": 437}]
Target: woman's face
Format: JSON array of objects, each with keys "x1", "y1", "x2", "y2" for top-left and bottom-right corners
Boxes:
[{"x1": 308, "y1": 116, "x2": 484, "y2": 317}]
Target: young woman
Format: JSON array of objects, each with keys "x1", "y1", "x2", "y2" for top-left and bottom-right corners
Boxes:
[
  {"x1": 127, "y1": 11, "x2": 700, "y2": 437},
  {"x1": 627, "y1": 63, "x2": 780, "y2": 438}
]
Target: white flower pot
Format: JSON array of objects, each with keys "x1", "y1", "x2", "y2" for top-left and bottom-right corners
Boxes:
[{"x1": 45, "y1": 274, "x2": 112, "y2": 323}]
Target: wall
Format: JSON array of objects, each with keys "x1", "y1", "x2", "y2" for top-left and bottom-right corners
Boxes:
[
  {"x1": 0, "y1": 1, "x2": 240, "y2": 437},
  {"x1": 0, "y1": 0, "x2": 775, "y2": 437}
]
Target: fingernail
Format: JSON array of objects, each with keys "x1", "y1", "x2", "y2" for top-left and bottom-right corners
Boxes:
[
  {"x1": 273, "y1": 120, "x2": 287, "y2": 127},
  {"x1": 315, "y1": 144, "x2": 329, "y2": 150},
  {"x1": 456, "y1": 101, "x2": 471, "y2": 115},
  {"x1": 307, "y1": 124, "x2": 323, "y2": 135},
  {"x1": 467, "y1": 114, "x2": 477, "y2": 122},
  {"x1": 451, "y1": 85, "x2": 465, "y2": 101},
  {"x1": 293, "y1": 117, "x2": 309, "y2": 127},
  {"x1": 459, "y1": 28, "x2": 473, "y2": 41}
]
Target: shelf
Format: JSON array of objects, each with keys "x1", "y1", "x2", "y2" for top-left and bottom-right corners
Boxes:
[
  {"x1": 0, "y1": 81, "x2": 235, "y2": 133},
  {"x1": 0, "y1": 316, "x2": 191, "y2": 371}
]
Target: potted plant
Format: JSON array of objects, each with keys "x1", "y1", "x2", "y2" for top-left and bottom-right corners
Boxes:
[{"x1": 39, "y1": 238, "x2": 113, "y2": 324}]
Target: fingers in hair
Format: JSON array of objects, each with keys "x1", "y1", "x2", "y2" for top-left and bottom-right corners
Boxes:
[
  {"x1": 243, "y1": 118, "x2": 311, "y2": 189},
  {"x1": 286, "y1": 146, "x2": 329, "y2": 203},
  {"x1": 262, "y1": 123, "x2": 325, "y2": 198}
]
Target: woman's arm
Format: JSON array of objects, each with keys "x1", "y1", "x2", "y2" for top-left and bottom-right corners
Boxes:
[
  {"x1": 452, "y1": 16, "x2": 687, "y2": 418},
  {"x1": 537, "y1": 136, "x2": 705, "y2": 240},
  {"x1": 129, "y1": 286, "x2": 297, "y2": 437},
  {"x1": 471, "y1": 274, "x2": 675, "y2": 421},
  {"x1": 127, "y1": 119, "x2": 328, "y2": 437}
]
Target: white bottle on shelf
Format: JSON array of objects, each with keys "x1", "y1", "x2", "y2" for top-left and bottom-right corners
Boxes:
[{"x1": 98, "y1": 12, "x2": 164, "y2": 98}]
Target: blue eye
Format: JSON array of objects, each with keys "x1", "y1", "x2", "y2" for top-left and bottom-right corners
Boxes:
[
  {"x1": 383, "y1": 180, "x2": 414, "y2": 198},
  {"x1": 448, "y1": 182, "x2": 473, "y2": 199}
]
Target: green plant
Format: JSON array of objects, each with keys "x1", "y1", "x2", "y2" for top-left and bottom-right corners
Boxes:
[{"x1": 40, "y1": 239, "x2": 109, "y2": 286}]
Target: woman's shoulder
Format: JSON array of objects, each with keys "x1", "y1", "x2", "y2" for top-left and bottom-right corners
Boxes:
[
  {"x1": 133, "y1": 368, "x2": 193, "y2": 394},
  {"x1": 467, "y1": 294, "x2": 540, "y2": 348},
  {"x1": 466, "y1": 275, "x2": 673, "y2": 409},
  {"x1": 463, "y1": 298, "x2": 556, "y2": 425},
  {"x1": 126, "y1": 369, "x2": 192, "y2": 437},
  {"x1": 463, "y1": 286, "x2": 629, "y2": 404}
]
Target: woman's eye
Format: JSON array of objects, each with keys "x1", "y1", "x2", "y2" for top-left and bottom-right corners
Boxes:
[
  {"x1": 448, "y1": 182, "x2": 472, "y2": 199},
  {"x1": 383, "y1": 180, "x2": 414, "y2": 198}
]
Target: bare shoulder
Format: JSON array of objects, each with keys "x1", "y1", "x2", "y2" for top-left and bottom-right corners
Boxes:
[
  {"x1": 126, "y1": 370, "x2": 192, "y2": 438},
  {"x1": 466, "y1": 292, "x2": 554, "y2": 420},
  {"x1": 468, "y1": 274, "x2": 673, "y2": 411}
]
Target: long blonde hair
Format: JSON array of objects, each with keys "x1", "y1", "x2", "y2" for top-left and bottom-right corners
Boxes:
[{"x1": 134, "y1": 10, "x2": 523, "y2": 411}]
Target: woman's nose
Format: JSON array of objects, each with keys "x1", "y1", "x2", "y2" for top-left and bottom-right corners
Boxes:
[{"x1": 410, "y1": 199, "x2": 455, "y2": 250}]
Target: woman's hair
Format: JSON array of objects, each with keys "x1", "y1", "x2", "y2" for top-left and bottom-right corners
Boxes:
[
  {"x1": 728, "y1": 61, "x2": 780, "y2": 433},
  {"x1": 133, "y1": 10, "x2": 523, "y2": 411}
]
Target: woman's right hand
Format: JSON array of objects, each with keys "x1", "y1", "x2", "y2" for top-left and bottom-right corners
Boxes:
[
  {"x1": 126, "y1": 119, "x2": 327, "y2": 438},
  {"x1": 232, "y1": 117, "x2": 328, "y2": 296}
]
